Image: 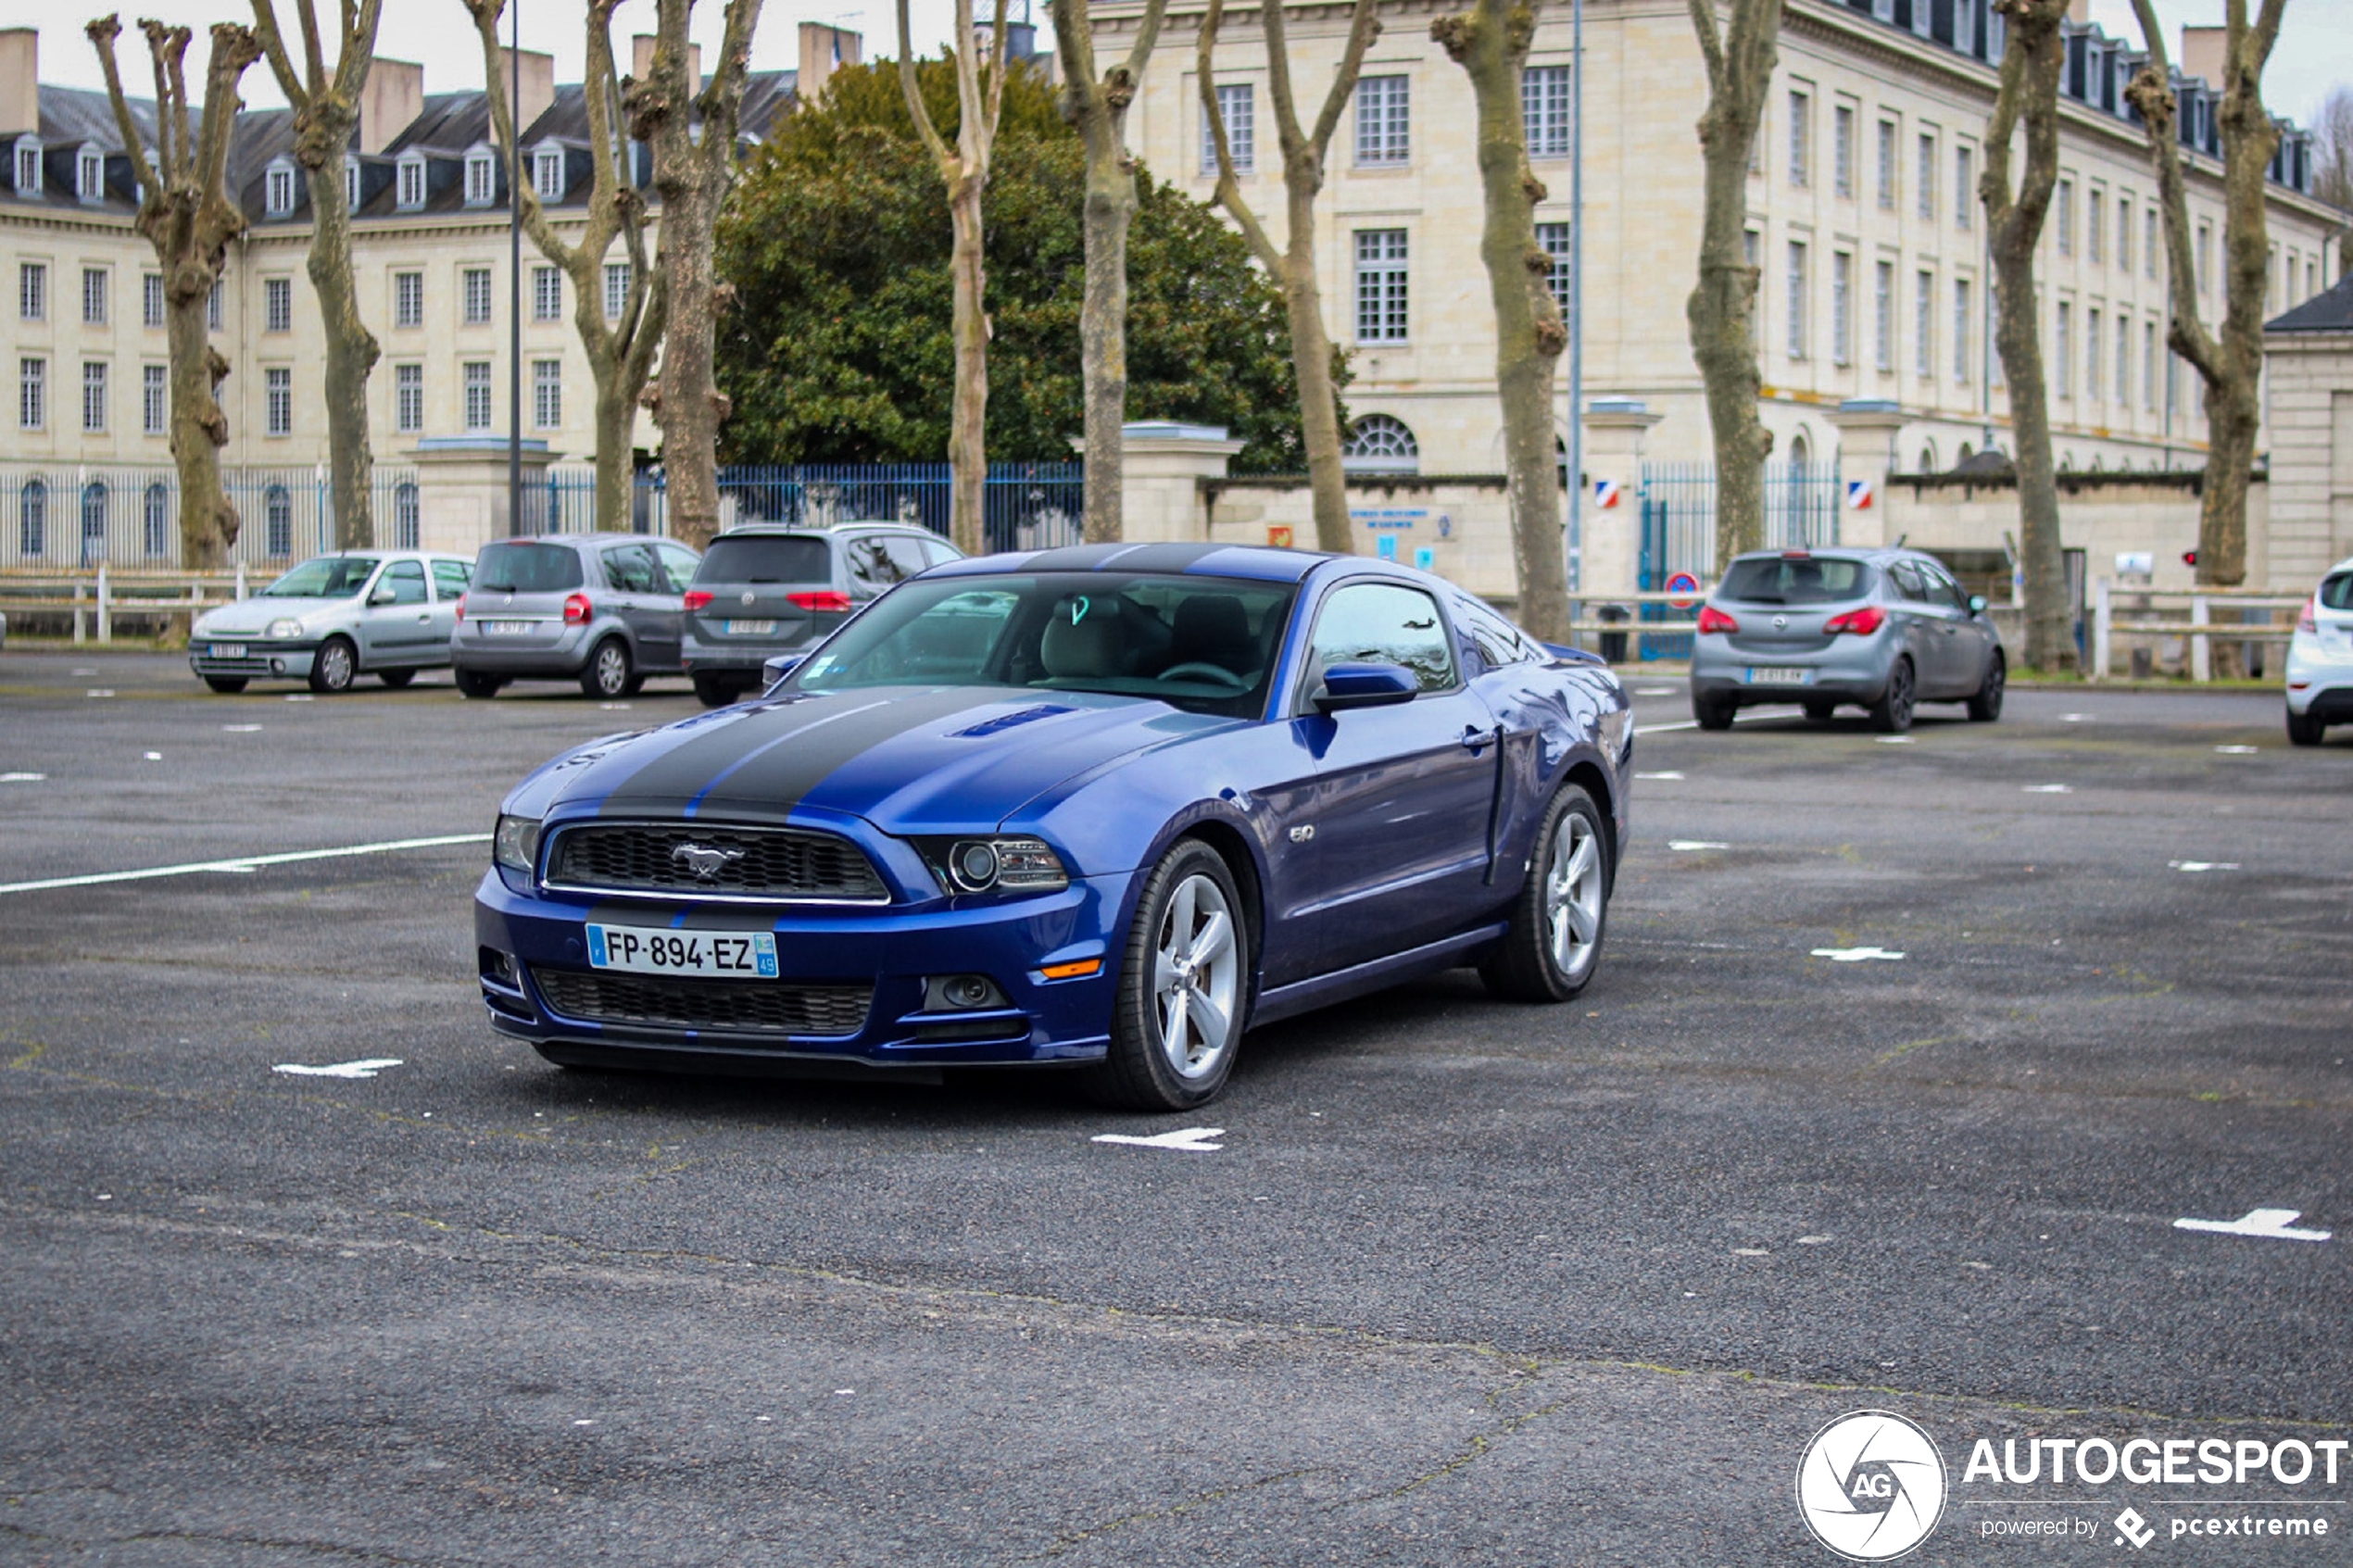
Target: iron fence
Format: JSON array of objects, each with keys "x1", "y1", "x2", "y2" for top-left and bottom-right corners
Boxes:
[
  {"x1": 0, "y1": 464, "x2": 422, "y2": 572},
  {"x1": 1632, "y1": 461, "x2": 1843, "y2": 659},
  {"x1": 625, "y1": 463, "x2": 1085, "y2": 553}
]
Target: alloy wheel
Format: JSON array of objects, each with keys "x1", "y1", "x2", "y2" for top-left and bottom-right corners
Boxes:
[
  {"x1": 1152, "y1": 872, "x2": 1239, "y2": 1081},
  {"x1": 1545, "y1": 813, "x2": 1604, "y2": 983}
]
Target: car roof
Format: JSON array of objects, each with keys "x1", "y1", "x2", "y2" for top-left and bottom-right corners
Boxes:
[
  {"x1": 712, "y1": 521, "x2": 931, "y2": 539},
  {"x1": 484, "y1": 532, "x2": 685, "y2": 548},
  {"x1": 927, "y1": 541, "x2": 1326, "y2": 584}
]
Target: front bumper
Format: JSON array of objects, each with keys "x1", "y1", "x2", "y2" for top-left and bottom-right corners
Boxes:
[
  {"x1": 473, "y1": 866, "x2": 1133, "y2": 1072},
  {"x1": 190, "y1": 641, "x2": 318, "y2": 680},
  {"x1": 1689, "y1": 631, "x2": 1897, "y2": 704}
]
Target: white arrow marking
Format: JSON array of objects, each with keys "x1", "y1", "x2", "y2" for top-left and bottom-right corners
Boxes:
[
  {"x1": 2173, "y1": 1208, "x2": 2331, "y2": 1242},
  {"x1": 1092, "y1": 1126, "x2": 1226, "y2": 1152},
  {"x1": 2168, "y1": 859, "x2": 2239, "y2": 872},
  {"x1": 274, "y1": 1058, "x2": 405, "y2": 1079},
  {"x1": 1811, "y1": 946, "x2": 1906, "y2": 962},
  {"x1": 1668, "y1": 840, "x2": 1730, "y2": 852}
]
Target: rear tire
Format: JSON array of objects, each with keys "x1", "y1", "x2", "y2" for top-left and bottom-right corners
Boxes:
[
  {"x1": 377, "y1": 668, "x2": 416, "y2": 689},
  {"x1": 2286, "y1": 708, "x2": 2325, "y2": 746},
  {"x1": 202, "y1": 676, "x2": 247, "y2": 694},
  {"x1": 580, "y1": 637, "x2": 632, "y2": 700},
  {"x1": 308, "y1": 635, "x2": 358, "y2": 695},
  {"x1": 1692, "y1": 695, "x2": 1736, "y2": 731},
  {"x1": 1082, "y1": 839, "x2": 1249, "y2": 1112},
  {"x1": 455, "y1": 669, "x2": 505, "y2": 699},
  {"x1": 1869, "y1": 657, "x2": 1916, "y2": 734},
  {"x1": 692, "y1": 673, "x2": 739, "y2": 709},
  {"x1": 1480, "y1": 783, "x2": 1611, "y2": 1003},
  {"x1": 1966, "y1": 650, "x2": 2005, "y2": 722}
]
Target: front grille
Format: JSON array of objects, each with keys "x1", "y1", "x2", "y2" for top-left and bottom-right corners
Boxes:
[
  {"x1": 546, "y1": 822, "x2": 888, "y2": 903},
  {"x1": 532, "y1": 968, "x2": 874, "y2": 1036}
]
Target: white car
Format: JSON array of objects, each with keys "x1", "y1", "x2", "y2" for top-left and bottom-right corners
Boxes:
[
  {"x1": 190, "y1": 551, "x2": 475, "y2": 694},
  {"x1": 2284, "y1": 555, "x2": 2353, "y2": 746}
]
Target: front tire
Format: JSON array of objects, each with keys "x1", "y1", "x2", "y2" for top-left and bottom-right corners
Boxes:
[
  {"x1": 2286, "y1": 708, "x2": 2324, "y2": 746},
  {"x1": 580, "y1": 637, "x2": 632, "y2": 700},
  {"x1": 377, "y1": 668, "x2": 416, "y2": 689},
  {"x1": 1481, "y1": 783, "x2": 1611, "y2": 1003},
  {"x1": 202, "y1": 676, "x2": 247, "y2": 694},
  {"x1": 455, "y1": 669, "x2": 505, "y2": 699},
  {"x1": 1693, "y1": 694, "x2": 1736, "y2": 731},
  {"x1": 1966, "y1": 650, "x2": 2006, "y2": 721},
  {"x1": 1083, "y1": 840, "x2": 1249, "y2": 1112},
  {"x1": 1869, "y1": 657, "x2": 1916, "y2": 734},
  {"x1": 308, "y1": 635, "x2": 358, "y2": 695}
]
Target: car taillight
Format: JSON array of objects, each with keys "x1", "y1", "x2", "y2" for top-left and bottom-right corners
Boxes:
[
  {"x1": 1823, "y1": 606, "x2": 1886, "y2": 635},
  {"x1": 562, "y1": 593, "x2": 592, "y2": 625},
  {"x1": 453, "y1": 593, "x2": 466, "y2": 621},
  {"x1": 1696, "y1": 605, "x2": 1739, "y2": 634},
  {"x1": 2297, "y1": 601, "x2": 2317, "y2": 633},
  {"x1": 683, "y1": 589, "x2": 714, "y2": 611},
  {"x1": 788, "y1": 590, "x2": 853, "y2": 613}
]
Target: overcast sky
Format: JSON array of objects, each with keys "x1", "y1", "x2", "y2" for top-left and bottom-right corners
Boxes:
[{"x1": 20, "y1": 0, "x2": 2351, "y2": 131}]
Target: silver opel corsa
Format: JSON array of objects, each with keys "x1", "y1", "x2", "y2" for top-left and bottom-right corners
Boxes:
[{"x1": 188, "y1": 551, "x2": 475, "y2": 694}]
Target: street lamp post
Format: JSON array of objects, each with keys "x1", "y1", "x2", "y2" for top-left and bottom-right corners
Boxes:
[{"x1": 509, "y1": 0, "x2": 522, "y2": 537}]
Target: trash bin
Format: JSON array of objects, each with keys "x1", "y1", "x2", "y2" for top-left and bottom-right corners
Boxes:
[{"x1": 1598, "y1": 604, "x2": 1629, "y2": 665}]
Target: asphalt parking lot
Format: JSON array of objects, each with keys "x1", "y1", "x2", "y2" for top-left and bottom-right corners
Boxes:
[{"x1": 2, "y1": 650, "x2": 2348, "y2": 1566}]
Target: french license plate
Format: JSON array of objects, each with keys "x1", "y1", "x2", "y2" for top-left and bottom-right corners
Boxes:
[
  {"x1": 209, "y1": 643, "x2": 245, "y2": 659},
  {"x1": 1745, "y1": 667, "x2": 1813, "y2": 685},
  {"x1": 725, "y1": 620, "x2": 778, "y2": 636},
  {"x1": 482, "y1": 620, "x2": 535, "y2": 635},
  {"x1": 586, "y1": 922, "x2": 778, "y2": 979}
]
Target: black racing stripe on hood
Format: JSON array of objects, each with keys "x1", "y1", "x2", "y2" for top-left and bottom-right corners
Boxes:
[{"x1": 594, "y1": 686, "x2": 1020, "y2": 817}]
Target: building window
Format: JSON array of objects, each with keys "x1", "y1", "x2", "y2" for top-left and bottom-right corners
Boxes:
[
  {"x1": 1916, "y1": 132, "x2": 1934, "y2": 220},
  {"x1": 1873, "y1": 259, "x2": 1894, "y2": 372},
  {"x1": 393, "y1": 482, "x2": 420, "y2": 550},
  {"x1": 19, "y1": 260, "x2": 44, "y2": 321},
  {"x1": 2056, "y1": 178, "x2": 2073, "y2": 254},
  {"x1": 535, "y1": 147, "x2": 565, "y2": 199},
  {"x1": 395, "y1": 362, "x2": 423, "y2": 433},
  {"x1": 263, "y1": 276, "x2": 292, "y2": 333},
  {"x1": 1525, "y1": 66, "x2": 1570, "y2": 158},
  {"x1": 2116, "y1": 195, "x2": 2131, "y2": 272},
  {"x1": 2055, "y1": 300, "x2": 2071, "y2": 391},
  {"x1": 1355, "y1": 76, "x2": 1410, "y2": 167},
  {"x1": 266, "y1": 159, "x2": 296, "y2": 217},
  {"x1": 265, "y1": 366, "x2": 292, "y2": 434},
  {"x1": 1833, "y1": 105, "x2": 1854, "y2": 197},
  {"x1": 1831, "y1": 251, "x2": 1852, "y2": 365},
  {"x1": 80, "y1": 481, "x2": 107, "y2": 564},
  {"x1": 1202, "y1": 82, "x2": 1254, "y2": 174},
  {"x1": 1953, "y1": 278, "x2": 1970, "y2": 383},
  {"x1": 2086, "y1": 308, "x2": 2101, "y2": 399},
  {"x1": 464, "y1": 149, "x2": 497, "y2": 207},
  {"x1": 1956, "y1": 145, "x2": 1973, "y2": 228},
  {"x1": 396, "y1": 155, "x2": 425, "y2": 210},
  {"x1": 1537, "y1": 221, "x2": 1570, "y2": 314},
  {"x1": 1788, "y1": 91, "x2": 1809, "y2": 187},
  {"x1": 463, "y1": 267, "x2": 493, "y2": 325},
  {"x1": 1744, "y1": 229, "x2": 1761, "y2": 352},
  {"x1": 462, "y1": 360, "x2": 493, "y2": 432},
  {"x1": 345, "y1": 155, "x2": 361, "y2": 212},
  {"x1": 2087, "y1": 189, "x2": 2104, "y2": 264},
  {"x1": 395, "y1": 270, "x2": 423, "y2": 329},
  {"x1": 82, "y1": 360, "x2": 107, "y2": 433},
  {"x1": 19, "y1": 478, "x2": 46, "y2": 555},
  {"x1": 143, "y1": 271, "x2": 163, "y2": 327},
  {"x1": 1876, "y1": 119, "x2": 1896, "y2": 209},
  {"x1": 264, "y1": 485, "x2": 293, "y2": 558},
  {"x1": 77, "y1": 144, "x2": 104, "y2": 203},
  {"x1": 143, "y1": 362, "x2": 166, "y2": 433},
  {"x1": 82, "y1": 267, "x2": 107, "y2": 325},
  {"x1": 2196, "y1": 223, "x2": 2210, "y2": 293},
  {"x1": 19, "y1": 357, "x2": 44, "y2": 430},
  {"x1": 2117, "y1": 309, "x2": 2132, "y2": 404},
  {"x1": 604, "y1": 261, "x2": 631, "y2": 321},
  {"x1": 12, "y1": 138, "x2": 39, "y2": 194},
  {"x1": 2145, "y1": 209, "x2": 2158, "y2": 278},
  {"x1": 533, "y1": 265, "x2": 561, "y2": 322},
  {"x1": 1342, "y1": 413, "x2": 1419, "y2": 472},
  {"x1": 1786, "y1": 241, "x2": 1807, "y2": 359},
  {"x1": 2144, "y1": 319, "x2": 2157, "y2": 409},
  {"x1": 533, "y1": 358, "x2": 561, "y2": 428},
  {"x1": 144, "y1": 481, "x2": 170, "y2": 557},
  {"x1": 208, "y1": 279, "x2": 223, "y2": 331},
  {"x1": 1353, "y1": 229, "x2": 1408, "y2": 342}
]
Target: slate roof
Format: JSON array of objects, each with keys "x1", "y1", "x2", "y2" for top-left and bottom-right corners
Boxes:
[{"x1": 2267, "y1": 270, "x2": 2353, "y2": 335}]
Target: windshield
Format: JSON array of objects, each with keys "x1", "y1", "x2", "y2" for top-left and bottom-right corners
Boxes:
[
  {"x1": 260, "y1": 556, "x2": 381, "y2": 598},
  {"x1": 698, "y1": 535, "x2": 831, "y2": 584},
  {"x1": 474, "y1": 541, "x2": 585, "y2": 594},
  {"x1": 1718, "y1": 557, "x2": 1875, "y2": 606},
  {"x1": 794, "y1": 572, "x2": 1298, "y2": 719}
]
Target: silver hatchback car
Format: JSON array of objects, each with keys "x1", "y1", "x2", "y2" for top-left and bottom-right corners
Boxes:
[
  {"x1": 189, "y1": 550, "x2": 473, "y2": 694},
  {"x1": 451, "y1": 533, "x2": 702, "y2": 700},
  {"x1": 1688, "y1": 547, "x2": 2005, "y2": 734}
]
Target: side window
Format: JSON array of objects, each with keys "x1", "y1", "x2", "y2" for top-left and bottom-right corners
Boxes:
[
  {"x1": 600, "y1": 545, "x2": 656, "y2": 593},
  {"x1": 653, "y1": 544, "x2": 699, "y2": 594},
  {"x1": 1452, "y1": 594, "x2": 1532, "y2": 671},
  {"x1": 380, "y1": 559, "x2": 427, "y2": 605},
  {"x1": 1306, "y1": 581, "x2": 1456, "y2": 696},
  {"x1": 431, "y1": 559, "x2": 472, "y2": 600},
  {"x1": 1921, "y1": 562, "x2": 1969, "y2": 610},
  {"x1": 882, "y1": 534, "x2": 932, "y2": 581},
  {"x1": 1887, "y1": 560, "x2": 1931, "y2": 603},
  {"x1": 921, "y1": 536, "x2": 961, "y2": 567},
  {"x1": 843, "y1": 535, "x2": 904, "y2": 597}
]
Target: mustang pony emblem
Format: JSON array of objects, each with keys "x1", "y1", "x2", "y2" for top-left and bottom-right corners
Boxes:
[{"x1": 672, "y1": 843, "x2": 746, "y2": 881}]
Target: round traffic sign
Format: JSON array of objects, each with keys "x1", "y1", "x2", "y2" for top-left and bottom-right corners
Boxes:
[{"x1": 1666, "y1": 571, "x2": 1701, "y2": 609}]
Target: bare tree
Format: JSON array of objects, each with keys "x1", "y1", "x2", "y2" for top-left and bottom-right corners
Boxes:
[
  {"x1": 1200, "y1": 0, "x2": 1381, "y2": 554},
  {"x1": 467, "y1": 0, "x2": 665, "y2": 531},
  {"x1": 2125, "y1": 0, "x2": 2284, "y2": 660},
  {"x1": 1431, "y1": 0, "x2": 1568, "y2": 641},
  {"x1": 86, "y1": 17, "x2": 259, "y2": 570},
  {"x1": 249, "y1": 0, "x2": 382, "y2": 550},
  {"x1": 1050, "y1": 0, "x2": 1171, "y2": 544},
  {"x1": 1981, "y1": 0, "x2": 2073, "y2": 672},
  {"x1": 2312, "y1": 84, "x2": 2352, "y2": 270},
  {"x1": 627, "y1": 0, "x2": 766, "y2": 551},
  {"x1": 896, "y1": 0, "x2": 1013, "y2": 556},
  {"x1": 1682, "y1": 0, "x2": 1780, "y2": 572}
]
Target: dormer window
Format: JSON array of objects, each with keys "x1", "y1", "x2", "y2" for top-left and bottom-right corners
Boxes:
[
  {"x1": 395, "y1": 153, "x2": 425, "y2": 210},
  {"x1": 533, "y1": 145, "x2": 565, "y2": 199},
  {"x1": 344, "y1": 155, "x2": 360, "y2": 212},
  {"x1": 264, "y1": 157, "x2": 296, "y2": 217},
  {"x1": 77, "y1": 144, "x2": 105, "y2": 203},
  {"x1": 12, "y1": 137, "x2": 40, "y2": 194},
  {"x1": 464, "y1": 146, "x2": 496, "y2": 207}
]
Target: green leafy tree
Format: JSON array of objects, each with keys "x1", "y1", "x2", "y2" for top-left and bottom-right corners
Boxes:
[{"x1": 715, "y1": 59, "x2": 1318, "y2": 474}]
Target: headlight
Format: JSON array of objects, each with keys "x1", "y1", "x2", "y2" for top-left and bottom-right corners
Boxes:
[
  {"x1": 493, "y1": 814, "x2": 543, "y2": 875},
  {"x1": 924, "y1": 835, "x2": 1069, "y2": 895},
  {"x1": 267, "y1": 618, "x2": 304, "y2": 640}
]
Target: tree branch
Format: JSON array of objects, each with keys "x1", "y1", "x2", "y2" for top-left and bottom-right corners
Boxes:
[
  {"x1": 1198, "y1": 0, "x2": 1285, "y2": 276},
  {"x1": 83, "y1": 17, "x2": 159, "y2": 199},
  {"x1": 1121, "y1": 0, "x2": 1170, "y2": 87},
  {"x1": 1048, "y1": 0, "x2": 1099, "y2": 117},
  {"x1": 896, "y1": 0, "x2": 958, "y2": 172},
  {"x1": 248, "y1": 0, "x2": 308, "y2": 107},
  {"x1": 1307, "y1": 0, "x2": 1381, "y2": 161},
  {"x1": 1686, "y1": 0, "x2": 1725, "y2": 97}
]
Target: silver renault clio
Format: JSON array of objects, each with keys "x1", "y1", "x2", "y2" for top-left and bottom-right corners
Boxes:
[
  {"x1": 1688, "y1": 547, "x2": 2006, "y2": 734},
  {"x1": 188, "y1": 551, "x2": 473, "y2": 694}
]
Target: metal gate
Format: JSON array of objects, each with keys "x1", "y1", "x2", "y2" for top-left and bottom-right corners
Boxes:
[{"x1": 1636, "y1": 461, "x2": 1843, "y2": 659}]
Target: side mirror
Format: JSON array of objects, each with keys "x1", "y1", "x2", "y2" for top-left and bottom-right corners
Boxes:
[
  {"x1": 1312, "y1": 660, "x2": 1419, "y2": 713},
  {"x1": 761, "y1": 653, "x2": 804, "y2": 687},
  {"x1": 369, "y1": 584, "x2": 397, "y2": 606},
  {"x1": 1967, "y1": 594, "x2": 1988, "y2": 615}
]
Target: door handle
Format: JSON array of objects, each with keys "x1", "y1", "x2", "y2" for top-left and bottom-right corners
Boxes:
[{"x1": 1460, "y1": 724, "x2": 1497, "y2": 754}]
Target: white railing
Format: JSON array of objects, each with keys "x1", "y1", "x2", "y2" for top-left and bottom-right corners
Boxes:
[{"x1": 2089, "y1": 581, "x2": 2304, "y2": 682}]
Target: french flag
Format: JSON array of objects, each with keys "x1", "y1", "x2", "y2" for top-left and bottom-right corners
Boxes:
[
  {"x1": 1846, "y1": 478, "x2": 1874, "y2": 510},
  {"x1": 1592, "y1": 478, "x2": 1620, "y2": 509}
]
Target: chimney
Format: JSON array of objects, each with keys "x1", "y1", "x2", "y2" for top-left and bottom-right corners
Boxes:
[
  {"x1": 632, "y1": 35, "x2": 703, "y2": 90},
  {"x1": 0, "y1": 27, "x2": 35, "y2": 137},
  {"x1": 2178, "y1": 25, "x2": 2226, "y2": 85},
  {"x1": 797, "y1": 23, "x2": 862, "y2": 103},
  {"x1": 494, "y1": 47, "x2": 557, "y2": 144},
  {"x1": 359, "y1": 57, "x2": 422, "y2": 154}
]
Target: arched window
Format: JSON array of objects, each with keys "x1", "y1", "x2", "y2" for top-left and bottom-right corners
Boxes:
[
  {"x1": 1342, "y1": 413, "x2": 1420, "y2": 473},
  {"x1": 19, "y1": 477, "x2": 47, "y2": 557},
  {"x1": 1957, "y1": 442, "x2": 1974, "y2": 464},
  {"x1": 144, "y1": 481, "x2": 172, "y2": 558},
  {"x1": 1916, "y1": 440, "x2": 1937, "y2": 473},
  {"x1": 264, "y1": 484, "x2": 293, "y2": 558},
  {"x1": 393, "y1": 482, "x2": 420, "y2": 549},
  {"x1": 81, "y1": 480, "x2": 108, "y2": 567},
  {"x1": 1788, "y1": 432, "x2": 1811, "y2": 476}
]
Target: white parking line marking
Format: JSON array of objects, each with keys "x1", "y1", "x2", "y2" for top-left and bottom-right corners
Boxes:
[
  {"x1": 1092, "y1": 1126, "x2": 1226, "y2": 1152},
  {"x1": 2214, "y1": 745, "x2": 2259, "y2": 754},
  {"x1": 0, "y1": 771, "x2": 44, "y2": 783},
  {"x1": 143, "y1": 751, "x2": 162, "y2": 761},
  {"x1": 1636, "y1": 771, "x2": 1685, "y2": 781},
  {"x1": 273, "y1": 1058, "x2": 404, "y2": 1079},
  {"x1": 1668, "y1": 840, "x2": 1731, "y2": 852},
  {"x1": 0, "y1": 833, "x2": 490, "y2": 897},
  {"x1": 2060, "y1": 713, "x2": 2092, "y2": 722},
  {"x1": 283, "y1": 694, "x2": 313, "y2": 702},
  {"x1": 1875, "y1": 735, "x2": 1914, "y2": 745},
  {"x1": 85, "y1": 689, "x2": 114, "y2": 698},
  {"x1": 2173, "y1": 1208, "x2": 2331, "y2": 1242},
  {"x1": 2023, "y1": 784, "x2": 2072, "y2": 793},
  {"x1": 221, "y1": 723, "x2": 263, "y2": 733},
  {"x1": 1635, "y1": 687, "x2": 1676, "y2": 696},
  {"x1": 1810, "y1": 946, "x2": 1906, "y2": 961},
  {"x1": 2168, "y1": 859, "x2": 2240, "y2": 872}
]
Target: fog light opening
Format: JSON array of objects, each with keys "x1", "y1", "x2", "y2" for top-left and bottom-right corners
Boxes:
[
  {"x1": 479, "y1": 946, "x2": 520, "y2": 988},
  {"x1": 270, "y1": 658, "x2": 286, "y2": 674},
  {"x1": 924, "y1": 973, "x2": 1008, "y2": 1012}
]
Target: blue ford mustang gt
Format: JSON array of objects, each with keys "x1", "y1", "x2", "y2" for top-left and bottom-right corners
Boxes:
[{"x1": 473, "y1": 543, "x2": 1635, "y2": 1110}]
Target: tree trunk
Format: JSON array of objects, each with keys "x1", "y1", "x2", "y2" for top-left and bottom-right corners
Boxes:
[
  {"x1": 304, "y1": 162, "x2": 378, "y2": 548},
  {"x1": 1282, "y1": 254, "x2": 1351, "y2": 554},
  {"x1": 1075, "y1": 112, "x2": 1134, "y2": 543},
  {"x1": 947, "y1": 174, "x2": 990, "y2": 556},
  {"x1": 167, "y1": 280, "x2": 238, "y2": 567},
  {"x1": 591, "y1": 371, "x2": 639, "y2": 533},
  {"x1": 1682, "y1": 0, "x2": 1780, "y2": 574}
]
